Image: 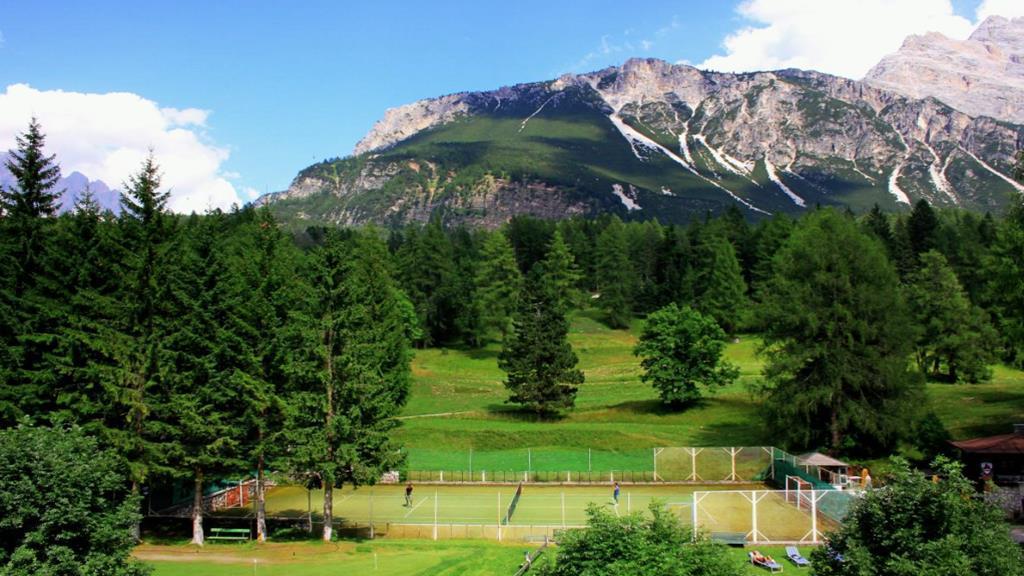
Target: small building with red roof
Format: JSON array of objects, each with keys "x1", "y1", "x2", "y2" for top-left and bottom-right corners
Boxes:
[{"x1": 951, "y1": 424, "x2": 1024, "y2": 486}]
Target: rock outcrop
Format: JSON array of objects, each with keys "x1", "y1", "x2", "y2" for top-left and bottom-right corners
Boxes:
[{"x1": 864, "y1": 16, "x2": 1024, "y2": 124}]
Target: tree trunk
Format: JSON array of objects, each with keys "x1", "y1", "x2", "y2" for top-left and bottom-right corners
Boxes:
[
  {"x1": 322, "y1": 482, "x2": 333, "y2": 542},
  {"x1": 322, "y1": 324, "x2": 335, "y2": 543},
  {"x1": 130, "y1": 480, "x2": 142, "y2": 542},
  {"x1": 256, "y1": 452, "x2": 267, "y2": 542},
  {"x1": 830, "y1": 409, "x2": 841, "y2": 451},
  {"x1": 191, "y1": 469, "x2": 204, "y2": 546}
]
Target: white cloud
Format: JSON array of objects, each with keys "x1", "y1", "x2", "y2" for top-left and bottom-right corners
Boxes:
[
  {"x1": 698, "y1": 0, "x2": 977, "y2": 79},
  {"x1": 0, "y1": 83, "x2": 242, "y2": 213},
  {"x1": 976, "y1": 0, "x2": 1024, "y2": 20}
]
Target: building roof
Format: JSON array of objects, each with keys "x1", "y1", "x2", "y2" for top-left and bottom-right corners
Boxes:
[
  {"x1": 797, "y1": 452, "x2": 848, "y2": 467},
  {"x1": 951, "y1": 433, "x2": 1024, "y2": 454}
]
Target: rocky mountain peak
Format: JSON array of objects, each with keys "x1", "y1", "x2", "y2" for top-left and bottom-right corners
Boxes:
[{"x1": 864, "y1": 16, "x2": 1024, "y2": 124}]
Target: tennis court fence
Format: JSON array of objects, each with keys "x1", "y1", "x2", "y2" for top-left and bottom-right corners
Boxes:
[{"x1": 403, "y1": 446, "x2": 780, "y2": 484}]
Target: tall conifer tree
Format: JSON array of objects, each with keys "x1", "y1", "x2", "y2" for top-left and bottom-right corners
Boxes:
[
  {"x1": 595, "y1": 218, "x2": 633, "y2": 329},
  {"x1": 475, "y1": 230, "x2": 523, "y2": 340},
  {"x1": 498, "y1": 268, "x2": 583, "y2": 414},
  {"x1": 287, "y1": 231, "x2": 411, "y2": 542}
]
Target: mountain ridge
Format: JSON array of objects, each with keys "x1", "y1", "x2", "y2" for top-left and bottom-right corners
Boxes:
[{"x1": 261, "y1": 50, "x2": 1023, "y2": 228}]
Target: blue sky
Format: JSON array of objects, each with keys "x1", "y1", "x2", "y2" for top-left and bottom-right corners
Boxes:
[{"x1": 0, "y1": 0, "x2": 1008, "y2": 210}]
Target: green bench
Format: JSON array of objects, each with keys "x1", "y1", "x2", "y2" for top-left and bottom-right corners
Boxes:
[
  {"x1": 207, "y1": 527, "x2": 250, "y2": 541},
  {"x1": 711, "y1": 532, "x2": 747, "y2": 546}
]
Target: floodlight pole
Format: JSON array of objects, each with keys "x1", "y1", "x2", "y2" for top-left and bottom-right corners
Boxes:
[{"x1": 369, "y1": 488, "x2": 374, "y2": 539}]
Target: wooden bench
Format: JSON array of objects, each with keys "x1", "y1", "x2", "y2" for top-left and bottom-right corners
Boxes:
[
  {"x1": 208, "y1": 527, "x2": 250, "y2": 541},
  {"x1": 711, "y1": 531, "x2": 747, "y2": 546}
]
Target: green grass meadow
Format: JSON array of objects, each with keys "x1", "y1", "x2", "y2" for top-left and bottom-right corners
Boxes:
[{"x1": 143, "y1": 309, "x2": 1024, "y2": 574}]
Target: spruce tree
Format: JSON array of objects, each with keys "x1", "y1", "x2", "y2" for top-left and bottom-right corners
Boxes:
[
  {"x1": 475, "y1": 230, "x2": 523, "y2": 340},
  {"x1": 538, "y1": 228, "x2": 582, "y2": 313},
  {"x1": 287, "y1": 231, "x2": 411, "y2": 542},
  {"x1": 115, "y1": 154, "x2": 174, "y2": 535},
  {"x1": 240, "y1": 207, "x2": 308, "y2": 542},
  {"x1": 1, "y1": 118, "x2": 62, "y2": 291},
  {"x1": 395, "y1": 220, "x2": 459, "y2": 345},
  {"x1": 985, "y1": 198, "x2": 1024, "y2": 367},
  {"x1": 907, "y1": 198, "x2": 939, "y2": 260},
  {"x1": 498, "y1": 268, "x2": 583, "y2": 414},
  {"x1": 692, "y1": 231, "x2": 747, "y2": 334},
  {"x1": 161, "y1": 213, "x2": 254, "y2": 545},
  {"x1": 653, "y1": 225, "x2": 692, "y2": 308},
  {"x1": 47, "y1": 189, "x2": 132, "y2": 433},
  {"x1": 0, "y1": 118, "x2": 64, "y2": 425},
  {"x1": 595, "y1": 217, "x2": 633, "y2": 329}
]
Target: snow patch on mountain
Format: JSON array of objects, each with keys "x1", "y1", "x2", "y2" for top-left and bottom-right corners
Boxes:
[
  {"x1": 611, "y1": 183, "x2": 641, "y2": 211},
  {"x1": 764, "y1": 158, "x2": 806, "y2": 207}
]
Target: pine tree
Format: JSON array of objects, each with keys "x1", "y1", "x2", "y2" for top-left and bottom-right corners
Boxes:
[
  {"x1": 395, "y1": 220, "x2": 459, "y2": 345},
  {"x1": 653, "y1": 225, "x2": 692, "y2": 308},
  {"x1": 1, "y1": 118, "x2": 62, "y2": 292},
  {"x1": 538, "y1": 228, "x2": 582, "y2": 313},
  {"x1": 907, "y1": 198, "x2": 939, "y2": 260},
  {"x1": 161, "y1": 213, "x2": 255, "y2": 545},
  {"x1": 595, "y1": 217, "x2": 633, "y2": 329},
  {"x1": 0, "y1": 118, "x2": 65, "y2": 425},
  {"x1": 692, "y1": 231, "x2": 747, "y2": 334},
  {"x1": 498, "y1": 268, "x2": 583, "y2": 414},
  {"x1": 115, "y1": 154, "x2": 174, "y2": 536},
  {"x1": 757, "y1": 209, "x2": 923, "y2": 453},
  {"x1": 475, "y1": 230, "x2": 523, "y2": 340},
  {"x1": 985, "y1": 198, "x2": 1024, "y2": 367},
  {"x1": 47, "y1": 189, "x2": 132, "y2": 433},
  {"x1": 287, "y1": 231, "x2": 411, "y2": 542},
  {"x1": 908, "y1": 251, "x2": 997, "y2": 383}
]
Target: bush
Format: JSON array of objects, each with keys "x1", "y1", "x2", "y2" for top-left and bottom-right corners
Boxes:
[
  {"x1": 0, "y1": 426, "x2": 150, "y2": 576},
  {"x1": 812, "y1": 457, "x2": 1024, "y2": 576},
  {"x1": 540, "y1": 503, "x2": 743, "y2": 576}
]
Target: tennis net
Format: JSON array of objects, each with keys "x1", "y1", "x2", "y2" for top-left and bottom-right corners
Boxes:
[{"x1": 502, "y1": 482, "x2": 524, "y2": 525}]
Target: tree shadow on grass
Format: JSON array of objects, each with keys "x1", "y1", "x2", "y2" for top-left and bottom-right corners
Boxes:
[
  {"x1": 605, "y1": 398, "x2": 724, "y2": 416},
  {"x1": 484, "y1": 403, "x2": 570, "y2": 422},
  {"x1": 463, "y1": 347, "x2": 500, "y2": 361}
]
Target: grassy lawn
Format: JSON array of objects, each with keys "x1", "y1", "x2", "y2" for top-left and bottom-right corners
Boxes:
[
  {"x1": 398, "y1": 308, "x2": 1024, "y2": 471},
  {"x1": 137, "y1": 540, "x2": 532, "y2": 576},
  {"x1": 137, "y1": 540, "x2": 817, "y2": 576}
]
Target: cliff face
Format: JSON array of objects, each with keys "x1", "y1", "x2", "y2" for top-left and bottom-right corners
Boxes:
[
  {"x1": 864, "y1": 16, "x2": 1024, "y2": 125},
  {"x1": 263, "y1": 54, "x2": 1023, "y2": 228}
]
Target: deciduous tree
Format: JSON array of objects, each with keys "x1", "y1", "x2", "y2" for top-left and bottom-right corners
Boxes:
[
  {"x1": 0, "y1": 426, "x2": 150, "y2": 576},
  {"x1": 634, "y1": 304, "x2": 739, "y2": 407}
]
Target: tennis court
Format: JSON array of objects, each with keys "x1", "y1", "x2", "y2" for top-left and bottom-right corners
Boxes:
[{"x1": 207, "y1": 482, "x2": 844, "y2": 542}]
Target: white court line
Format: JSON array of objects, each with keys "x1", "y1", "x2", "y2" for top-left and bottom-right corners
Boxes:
[{"x1": 404, "y1": 496, "x2": 430, "y2": 518}]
